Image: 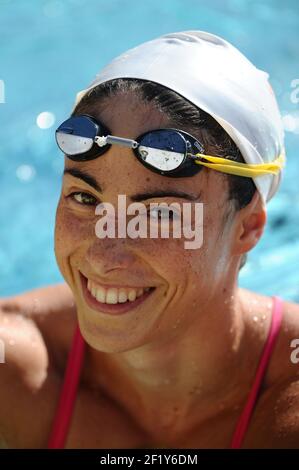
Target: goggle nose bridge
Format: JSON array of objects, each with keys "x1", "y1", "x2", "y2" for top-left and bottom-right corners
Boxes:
[{"x1": 94, "y1": 135, "x2": 139, "y2": 149}]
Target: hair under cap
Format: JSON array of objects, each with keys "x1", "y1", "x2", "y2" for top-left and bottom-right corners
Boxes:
[{"x1": 73, "y1": 30, "x2": 286, "y2": 204}]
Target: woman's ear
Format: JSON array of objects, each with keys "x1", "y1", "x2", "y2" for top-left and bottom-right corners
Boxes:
[{"x1": 232, "y1": 191, "x2": 267, "y2": 256}]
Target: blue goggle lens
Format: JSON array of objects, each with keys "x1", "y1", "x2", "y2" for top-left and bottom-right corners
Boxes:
[
  {"x1": 56, "y1": 115, "x2": 106, "y2": 157},
  {"x1": 137, "y1": 130, "x2": 186, "y2": 172}
]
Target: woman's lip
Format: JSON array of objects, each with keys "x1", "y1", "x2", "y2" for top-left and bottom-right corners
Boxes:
[
  {"x1": 80, "y1": 272, "x2": 152, "y2": 290},
  {"x1": 79, "y1": 271, "x2": 155, "y2": 315}
]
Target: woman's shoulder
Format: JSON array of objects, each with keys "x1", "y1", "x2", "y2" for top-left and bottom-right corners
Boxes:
[
  {"x1": 239, "y1": 287, "x2": 299, "y2": 385},
  {"x1": 269, "y1": 295, "x2": 299, "y2": 384},
  {"x1": 0, "y1": 282, "x2": 77, "y2": 362},
  {"x1": 239, "y1": 288, "x2": 299, "y2": 447},
  {"x1": 0, "y1": 283, "x2": 77, "y2": 447}
]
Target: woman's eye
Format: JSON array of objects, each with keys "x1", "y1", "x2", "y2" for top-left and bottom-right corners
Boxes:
[{"x1": 68, "y1": 191, "x2": 98, "y2": 206}]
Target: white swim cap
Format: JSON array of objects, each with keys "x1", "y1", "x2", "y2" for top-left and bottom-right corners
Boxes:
[{"x1": 73, "y1": 30, "x2": 286, "y2": 204}]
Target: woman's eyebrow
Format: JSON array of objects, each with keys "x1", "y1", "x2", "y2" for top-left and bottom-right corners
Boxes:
[
  {"x1": 130, "y1": 190, "x2": 201, "y2": 202},
  {"x1": 63, "y1": 168, "x2": 200, "y2": 200},
  {"x1": 63, "y1": 168, "x2": 102, "y2": 193}
]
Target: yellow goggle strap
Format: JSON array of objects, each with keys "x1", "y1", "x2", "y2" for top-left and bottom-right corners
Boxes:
[{"x1": 192, "y1": 152, "x2": 285, "y2": 178}]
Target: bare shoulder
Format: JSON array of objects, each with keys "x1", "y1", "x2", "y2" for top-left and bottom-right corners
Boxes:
[
  {"x1": 0, "y1": 282, "x2": 78, "y2": 359},
  {"x1": 0, "y1": 306, "x2": 51, "y2": 447},
  {"x1": 243, "y1": 376, "x2": 299, "y2": 448},
  {"x1": 240, "y1": 289, "x2": 299, "y2": 447},
  {"x1": 0, "y1": 283, "x2": 78, "y2": 447},
  {"x1": 265, "y1": 295, "x2": 299, "y2": 387},
  {"x1": 239, "y1": 288, "x2": 299, "y2": 385}
]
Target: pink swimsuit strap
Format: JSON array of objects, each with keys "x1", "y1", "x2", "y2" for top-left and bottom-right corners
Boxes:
[
  {"x1": 47, "y1": 323, "x2": 85, "y2": 449},
  {"x1": 47, "y1": 295, "x2": 283, "y2": 449},
  {"x1": 230, "y1": 295, "x2": 283, "y2": 448}
]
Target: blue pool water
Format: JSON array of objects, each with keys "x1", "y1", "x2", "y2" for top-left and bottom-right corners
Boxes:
[{"x1": 0, "y1": 0, "x2": 298, "y2": 301}]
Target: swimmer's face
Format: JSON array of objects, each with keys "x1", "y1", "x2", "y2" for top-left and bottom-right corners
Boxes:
[{"x1": 54, "y1": 92, "x2": 263, "y2": 352}]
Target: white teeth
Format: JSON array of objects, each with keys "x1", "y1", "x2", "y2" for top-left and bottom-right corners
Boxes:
[
  {"x1": 91, "y1": 287, "x2": 97, "y2": 298},
  {"x1": 118, "y1": 289, "x2": 128, "y2": 303},
  {"x1": 106, "y1": 288, "x2": 118, "y2": 304},
  {"x1": 95, "y1": 288, "x2": 106, "y2": 303},
  {"x1": 87, "y1": 280, "x2": 152, "y2": 305},
  {"x1": 128, "y1": 289, "x2": 137, "y2": 302},
  {"x1": 136, "y1": 288, "x2": 143, "y2": 298}
]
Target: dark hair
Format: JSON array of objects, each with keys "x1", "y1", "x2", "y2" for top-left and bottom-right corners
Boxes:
[
  {"x1": 72, "y1": 78, "x2": 256, "y2": 211},
  {"x1": 72, "y1": 78, "x2": 255, "y2": 269}
]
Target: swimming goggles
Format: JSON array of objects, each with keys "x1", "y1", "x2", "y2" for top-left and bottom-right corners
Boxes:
[{"x1": 55, "y1": 114, "x2": 285, "y2": 179}]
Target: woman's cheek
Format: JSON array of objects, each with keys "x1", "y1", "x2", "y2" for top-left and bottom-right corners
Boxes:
[
  {"x1": 139, "y1": 236, "x2": 195, "y2": 283},
  {"x1": 54, "y1": 198, "x2": 94, "y2": 264}
]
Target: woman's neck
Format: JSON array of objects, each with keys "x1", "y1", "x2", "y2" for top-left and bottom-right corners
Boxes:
[{"x1": 82, "y1": 286, "x2": 269, "y2": 442}]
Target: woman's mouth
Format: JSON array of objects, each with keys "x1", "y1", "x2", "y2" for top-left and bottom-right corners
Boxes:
[{"x1": 79, "y1": 271, "x2": 155, "y2": 315}]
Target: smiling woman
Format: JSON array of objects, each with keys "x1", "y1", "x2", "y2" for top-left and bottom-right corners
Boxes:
[{"x1": 1, "y1": 30, "x2": 299, "y2": 450}]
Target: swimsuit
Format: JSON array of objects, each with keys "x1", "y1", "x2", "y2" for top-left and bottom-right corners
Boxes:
[{"x1": 47, "y1": 295, "x2": 283, "y2": 449}]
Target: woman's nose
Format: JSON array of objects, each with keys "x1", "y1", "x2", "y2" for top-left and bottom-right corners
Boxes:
[{"x1": 85, "y1": 238, "x2": 139, "y2": 277}]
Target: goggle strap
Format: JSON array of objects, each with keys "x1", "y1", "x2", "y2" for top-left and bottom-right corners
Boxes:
[{"x1": 193, "y1": 152, "x2": 285, "y2": 177}]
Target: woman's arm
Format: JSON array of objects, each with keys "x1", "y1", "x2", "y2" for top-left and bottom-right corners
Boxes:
[
  {"x1": 0, "y1": 283, "x2": 77, "y2": 448},
  {"x1": 0, "y1": 299, "x2": 50, "y2": 447},
  {"x1": 0, "y1": 283, "x2": 77, "y2": 351},
  {"x1": 0, "y1": 282, "x2": 75, "y2": 319}
]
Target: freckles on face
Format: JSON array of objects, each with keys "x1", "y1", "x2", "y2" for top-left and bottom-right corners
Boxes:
[
  {"x1": 54, "y1": 192, "x2": 96, "y2": 282},
  {"x1": 176, "y1": 174, "x2": 233, "y2": 285},
  {"x1": 54, "y1": 94, "x2": 232, "y2": 305},
  {"x1": 55, "y1": 196, "x2": 92, "y2": 245},
  {"x1": 55, "y1": 177, "x2": 229, "y2": 307}
]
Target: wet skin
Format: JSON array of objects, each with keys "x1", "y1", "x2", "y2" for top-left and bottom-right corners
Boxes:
[{"x1": 1, "y1": 93, "x2": 299, "y2": 448}]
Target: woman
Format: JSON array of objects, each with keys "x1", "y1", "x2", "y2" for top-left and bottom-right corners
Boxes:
[{"x1": 1, "y1": 30, "x2": 299, "y2": 449}]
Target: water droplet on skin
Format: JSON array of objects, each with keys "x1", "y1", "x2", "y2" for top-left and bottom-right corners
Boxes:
[
  {"x1": 190, "y1": 361, "x2": 199, "y2": 373},
  {"x1": 19, "y1": 315, "x2": 27, "y2": 323},
  {"x1": 33, "y1": 298, "x2": 40, "y2": 314},
  {"x1": 253, "y1": 316, "x2": 259, "y2": 322},
  {"x1": 278, "y1": 428, "x2": 287, "y2": 437},
  {"x1": 189, "y1": 384, "x2": 202, "y2": 396},
  {"x1": 172, "y1": 318, "x2": 182, "y2": 329}
]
